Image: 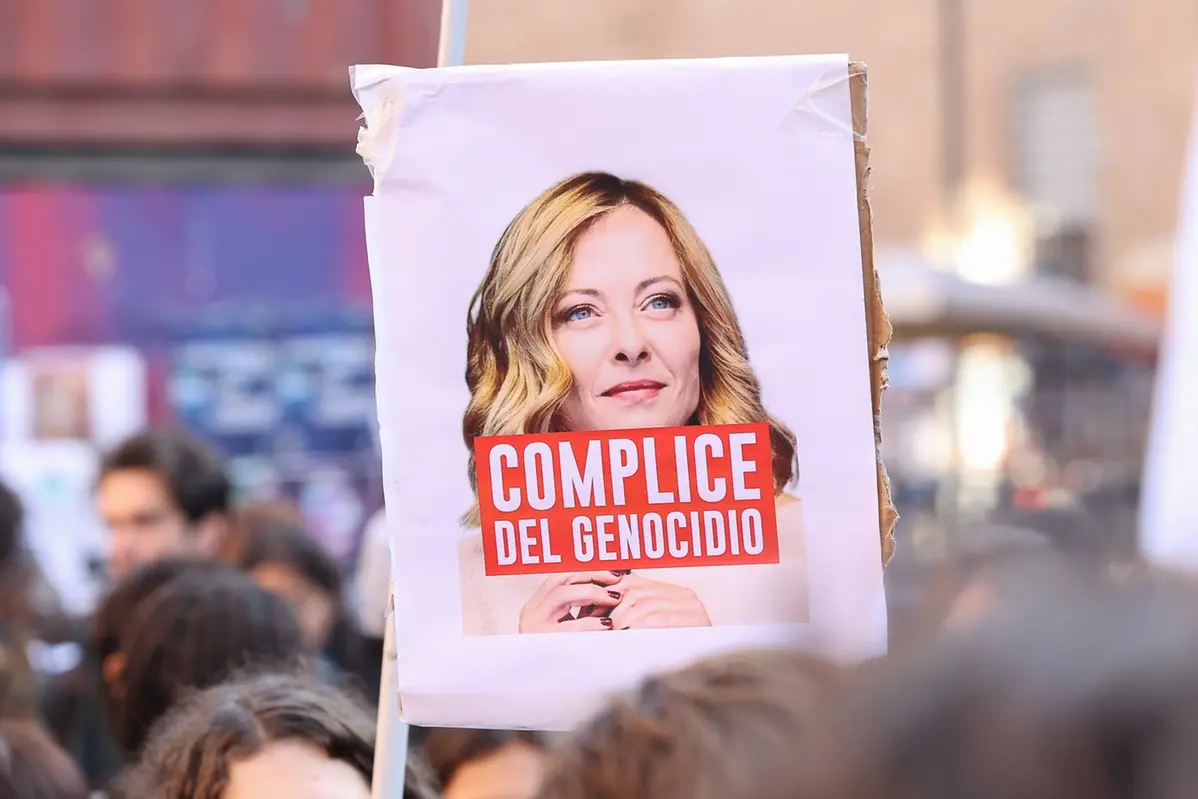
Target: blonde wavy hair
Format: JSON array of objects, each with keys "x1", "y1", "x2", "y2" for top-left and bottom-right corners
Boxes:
[{"x1": 463, "y1": 172, "x2": 797, "y2": 526}]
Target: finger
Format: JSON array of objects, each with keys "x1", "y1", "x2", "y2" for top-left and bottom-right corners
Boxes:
[
  {"x1": 617, "y1": 583, "x2": 674, "y2": 605},
  {"x1": 554, "y1": 616, "x2": 614, "y2": 633},
  {"x1": 610, "y1": 598, "x2": 672, "y2": 630},
  {"x1": 543, "y1": 583, "x2": 623, "y2": 616},
  {"x1": 562, "y1": 571, "x2": 630, "y2": 587},
  {"x1": 529, "y1": 573, "x2": 574, "y2": 603}
]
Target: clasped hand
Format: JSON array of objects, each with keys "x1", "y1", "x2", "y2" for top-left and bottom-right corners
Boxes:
[{"x1": 518, "y1": 571, "x2": 711, "y2": 633}]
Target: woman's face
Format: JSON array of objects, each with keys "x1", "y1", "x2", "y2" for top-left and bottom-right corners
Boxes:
[
  {"x1": 442, "y1": 741, "x2": 546, "y2": 799},
  {"x1": 552, "y1": 206, "x2": 702, "y2": 431}
]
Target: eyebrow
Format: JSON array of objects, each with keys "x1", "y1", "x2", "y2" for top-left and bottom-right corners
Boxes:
[{"x1": 558, "y1": 276, "x2": 683, "y2": 301}]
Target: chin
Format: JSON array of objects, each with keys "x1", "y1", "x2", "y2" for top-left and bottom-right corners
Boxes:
[{"x1": 598, "y1": 413, "x2": 683, "y2": 431}]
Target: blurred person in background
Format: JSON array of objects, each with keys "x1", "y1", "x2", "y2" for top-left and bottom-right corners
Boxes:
[
  {"x1": 217, "y1": 500, "x2": 304, "y2": 565},
  {"x1": 0, "y1": 720, "x2": 88, "y2": 799},
  {"x1": 237, "y1": 519, "x2": 370, "y2": 690},
  {"x1": 96, "y1": 429, "x2": 231, "y2": 581},
  {"x1": 895, "y1": 518, "x2": 1116, "y2": 645},
  {"x1": 424, "y1": 728, "x2": 548, "y2": 799},
  {"x1": 797, "y1": 573, "x2": 1198, "y2": 799},
  {"x1": 0, "y1": 481, "x2": 76, "y2": 647},
  {"x1": 118, "y1": 672, "x2": 436, "y2": 799},
  {"x1": 904, "y1": 545, "x2": 1092, "y2": 639},
  {"x1": 107, "y1": 568, "x2": 308, "y2": 764},
  {"x1": 534, "y1": 649, "x2": 842, "y2": 799},
  {"x1": 41, "y1": 558, "x2": 227, "y2": 791},
  {"x1": 0, "y1": 622, "x2": 40, "y2": 721}
]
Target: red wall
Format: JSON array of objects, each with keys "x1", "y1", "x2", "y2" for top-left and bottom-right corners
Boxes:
[{"x1": 0, "y1": 0, "x2": 443, "y2": 146}]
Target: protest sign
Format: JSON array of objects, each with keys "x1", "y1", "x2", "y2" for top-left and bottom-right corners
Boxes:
[{"x1": 354, "y1": 54, "x2": 892, "y2": 728}]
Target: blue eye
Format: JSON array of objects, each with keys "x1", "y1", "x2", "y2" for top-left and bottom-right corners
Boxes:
[
  {"x1": 646, "y1": 293, "x2": 680, "y2": 311},
  {"x1": 566, "y1": 306, "x2": 593, "y2": 322}
]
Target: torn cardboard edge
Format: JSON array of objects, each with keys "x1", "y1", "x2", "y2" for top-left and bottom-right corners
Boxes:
[{"x1": 850, "y1": 61, "x2": 897, "y2": 565}]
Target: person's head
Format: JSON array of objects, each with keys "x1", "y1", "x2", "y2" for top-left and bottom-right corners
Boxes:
[
  {"x1": 463, "y1": 172, "x2": 797, "y2": 524},
  {"x1": 905, "y1": 541, "x2": 1102, "y2": 643},
  {"x1": 424, "y1": 728, "x2": 548, "y2": 799},
  {"x1": 111, "y1": 569, "x2": 307, "y2": 757},
  {"x1": 218, "y1": 501, "x2": 304, "y2": 565},
  {"x1": 535, "y1": 649, "x2": 840, "y2": 799},
  {"x1": 239, "y1": 521, "x2": 342, "y2": 650},
  {"x1": 0, "y1": 720, "x2": 88, "y2": 799},
  {"x1": 90, "y1": 556, "x2": 229, "y2": 700},
  {"x1": 800, "y1": 576, "x2": 1198, "y2": 799},
  {"x1": 119, "y1": 672, "x2": 437, "y2": 799},
  {"x1": 96, "y1": 429, "x2": 232, "y2": 579},
  {"x1": 0, "y1": 481, "x2": 23, "y2": 567}
]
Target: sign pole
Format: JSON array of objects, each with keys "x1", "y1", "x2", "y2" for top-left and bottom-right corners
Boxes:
[
  {"x1": 437, "y1": 0, "x2": 470, "y2": 69},
  {"x1": 371, "y1": 588, "x2": 407, "y2": 799},
  {"x1": 373, "y1": 5, "x2": 469, "y2": 795}
]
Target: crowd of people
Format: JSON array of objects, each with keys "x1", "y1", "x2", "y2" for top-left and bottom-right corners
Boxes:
[{"x1": 0, "y1": 426, "x2": 1193, "y2": 798}]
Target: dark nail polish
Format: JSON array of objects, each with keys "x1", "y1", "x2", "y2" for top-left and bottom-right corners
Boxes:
[
  {"x1": 608, "y1": 590, "x2": 621, "y2": 600},
  {"x1": 620, "y1": 626, "x2": 630, "y2": 631},
  {"x1": 600, "y1": 618, "x2": 613, "y2": 627},
  {"x1": 610, "y1": 570, "x2": 631, "y2": 576}
]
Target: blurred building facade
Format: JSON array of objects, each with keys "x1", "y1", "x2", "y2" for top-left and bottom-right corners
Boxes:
[
  {"x1": 0, "y1": 0, "x2": 444, "y2": 596},
  {"x1": 463, "y1": 0, "x2": 1198, "y2": 314},
  {"x1": 0, "y1": 0, "x2": 442, "y2": 151}
]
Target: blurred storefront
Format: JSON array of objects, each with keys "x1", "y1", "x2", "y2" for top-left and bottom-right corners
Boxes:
[{"x1": 0, "y1": 0, "x2": 442, "y2": 601}]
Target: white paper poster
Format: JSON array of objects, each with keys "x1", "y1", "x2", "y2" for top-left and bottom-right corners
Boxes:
[{"x1": 355, "y1": 54, "x2": 885, "y2": 728}]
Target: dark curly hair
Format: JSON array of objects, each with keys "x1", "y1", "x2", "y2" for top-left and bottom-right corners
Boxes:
[
  {"x1": 118, "y1": 672, "x2": 436, "y2": 799},
  {"x1": 111, "y1": 569, "x2": 307, "y2": 757}
]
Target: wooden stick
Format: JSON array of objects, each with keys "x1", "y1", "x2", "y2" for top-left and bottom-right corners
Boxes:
[{"x1": 371, "y1": 588, "x2": 409, "y2": 799}]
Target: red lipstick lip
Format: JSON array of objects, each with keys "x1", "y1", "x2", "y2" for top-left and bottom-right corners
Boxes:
[{"x1": 602, "y1": 380, "x2": 666, "y2": 397}]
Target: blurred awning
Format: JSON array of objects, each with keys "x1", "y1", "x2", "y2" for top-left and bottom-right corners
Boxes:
[{"x1": 878, "y1": 251, "x2": 1162, "y2": 353}]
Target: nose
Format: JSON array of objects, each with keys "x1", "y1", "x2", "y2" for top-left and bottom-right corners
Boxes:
[
  {"x1": 611, "y1": 313, "x2": 649, "y2": 364},
  {"x1": 106, "y1": 534, "x2": 131, "y2": 576}
]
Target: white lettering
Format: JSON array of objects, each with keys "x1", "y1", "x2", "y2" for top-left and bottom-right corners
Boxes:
[
  {"x1": 728, "y1": 432, "x2": 761, "y2": 501},
  {"x1": 643, "y1": 438, "x2": 674, "y2": 504},
  {"x1": 494, "y1": 521, "x2": 516, "y2": 566},
  {"x1": 518, "y1": 519, "x2": 540, "y2": 564},
  {"x1": 742, "y1": 508, "x2": 765, "y2": 555},
  {"x1": 694, "y1": 434, "x2": 727, "y2": 502},
  {"x1": 596, "y1": 515, "x2": 617, "y2": 561},
  {"x1": 489, "y1": 445, "x2": 520, "y2": 512},
  {"x1": 617, "y1": 515, "x2": 642, "y2": 560},
  {"x1": 608, "y1": 439, "x2": 638, "y2": 505},
  {"x1": 559, "y1": 440, "x2": 606, "y2": 508},
  {"x1": 539, "y1": 518, "x2": 561, "y2": 563},
  {"x1": 524, "y1": 442, "x2": 556, "y2": 511},
  {"x1": 674, "y1": 435, "x2": 692, "y2": 502},
  {"x1": 666, "y1": 512, "x2": 689, "y2": 558},
  {"x1": 643, "y1": 513, "x2": 666, "y2": 559},
  {"x1": 703, "y1": 510, "x2": 727, "y2": 556},
  {"x1": 572, "y1": 517, "x2": 595, "y2": 562}
]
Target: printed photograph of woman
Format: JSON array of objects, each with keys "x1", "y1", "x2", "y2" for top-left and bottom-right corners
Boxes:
[{"x1": 457, "y1": 172, "x2": 809, "y2": 636}]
